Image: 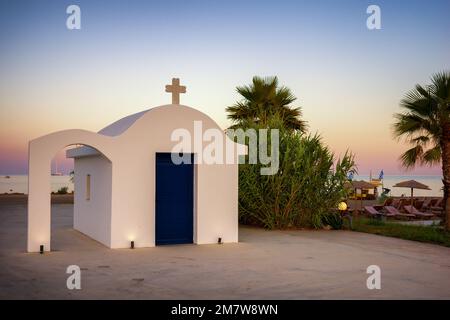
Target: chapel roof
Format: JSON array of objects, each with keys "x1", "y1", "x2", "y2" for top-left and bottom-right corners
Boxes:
[{"x1": 97, "y1": 109, "x2": 149, "y2": 137}]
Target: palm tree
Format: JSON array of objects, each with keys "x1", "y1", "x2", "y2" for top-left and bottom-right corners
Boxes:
[
  {"x1": 226, "y1": 76, "x2": 307, "y2": 132},
  {"x1": 393, "y1": 71, "x2": 450, "y2": 230}
]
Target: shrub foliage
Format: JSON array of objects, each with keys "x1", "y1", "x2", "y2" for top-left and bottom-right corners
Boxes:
[
  {"x1": 237, "y1": 121, "x2": 355, "y2": 229},
  {"x1": 57, "y1": 186, "x2": 69, "y2": 194}
]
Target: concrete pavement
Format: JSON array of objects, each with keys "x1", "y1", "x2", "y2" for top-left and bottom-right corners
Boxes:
[{"x1": 0, "y1": 203, "x2": 449, "y2": 299}]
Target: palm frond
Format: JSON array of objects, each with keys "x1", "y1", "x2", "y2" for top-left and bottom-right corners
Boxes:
[
  {"x1": 410, "y1": 135, "x2": 430, "y2": 145},
  {"x1": 400, "y1": 87, "x2": 436, "y2": 118},
  {"x1": 399, "y1": 145, "x2": 423, "y2": 168},
  {"x1": 431, "y1": 71, "x2": 450, "y2": 105},
  {"x1": 422, "y1": 144, "x2": 441, "y2": 166},
  {"x1": 227, "y1": 76, "x2": 307, "y2": 132},
  {"x1": 393, "y1": 113, "x2": 430, "y2": 137},
  {"x1": 393, "y1": 71, "x2": 450, "y2": 171}
]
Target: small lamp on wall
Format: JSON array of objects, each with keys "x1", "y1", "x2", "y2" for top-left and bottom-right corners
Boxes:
[{"x1": 39, "y1": 245, "x2": 44, "y2": 254}]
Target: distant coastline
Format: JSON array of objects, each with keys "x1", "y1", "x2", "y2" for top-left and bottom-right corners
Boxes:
[
  {"x1": 0, "y1": 193, "x2": 73, "y2": 204},
  {"x1": 1, "y1": 175, "x2": 74, "y2": 195},
  {"x1": 0, "y1": 174, "x2": 444, "y2": 197}
]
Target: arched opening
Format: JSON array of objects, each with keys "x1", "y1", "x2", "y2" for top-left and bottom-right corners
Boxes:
[
  {"x1": 27, "y1": 129, "x2": 115, "y2": 252},
  {"x1": 49, "y1": 144, "x2": 112, "y2": 251}
]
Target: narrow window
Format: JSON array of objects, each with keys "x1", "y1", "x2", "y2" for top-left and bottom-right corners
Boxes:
[{"x1": 86, "y1": 174, "x2": 91, "y2": 201}]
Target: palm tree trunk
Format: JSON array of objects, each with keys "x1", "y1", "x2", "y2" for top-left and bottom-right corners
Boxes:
[{"x1": 441, "y1": 125, "x2": 450, "y2": 231}]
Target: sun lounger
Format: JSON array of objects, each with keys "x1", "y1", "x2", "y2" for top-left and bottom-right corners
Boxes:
[
  {"x1": 382, "y1": 198, "x2": 393, "y2": 206},
  {"x1": 364, "y1": 206, "x2": 396, "y2": 218},
  {"x1": 415, "y1": 199, "x2": 424, "y2": 210},
  {"x1": 384, "y1": 206, "x2": 415, "y2": 219},
  {"x1": 430, "y1": 199, "x2": 443, "y2": 211},
  {"x1": 391, "y1": 199, "x2": 401, "y2": 209},
  {"x1": 364, "y1": 206, "x2": 383, "y2": 217},
  {"x1": 403, "y1": 205, "x2": 434, "y2": 219},
  {"x1": 421, "y1": 198, "x2": 437, "y2": 211}
]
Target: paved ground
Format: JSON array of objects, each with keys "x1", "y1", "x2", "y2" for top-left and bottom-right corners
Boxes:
[{"x1": 1, "y1": 203, "x2": 450, "y2": 299}]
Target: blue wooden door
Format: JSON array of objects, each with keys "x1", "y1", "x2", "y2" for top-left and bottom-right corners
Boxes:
[{"x1": 155, "y1": 153, "x2": 194, "y2": 245}]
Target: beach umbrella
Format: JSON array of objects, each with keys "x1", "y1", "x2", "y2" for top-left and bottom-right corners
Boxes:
[
  {"x1": 346, "y1": 180, "x2": 377, "y2": 190},
  {"x1": 345, "y1": 180, "x2": 376, "y2": 210},
  {"x1": 392, "y1": 180, "x2": 431, "y2": 206}
]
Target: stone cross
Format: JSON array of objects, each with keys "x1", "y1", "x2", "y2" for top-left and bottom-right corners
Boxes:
[{"x1": 165, "y1": 78, "x2": 186, "y2": 104}]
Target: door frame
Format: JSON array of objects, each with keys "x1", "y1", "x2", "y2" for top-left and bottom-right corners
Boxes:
[{"x1": 154, "y1": 152, "x2": 197, "y2": 245}]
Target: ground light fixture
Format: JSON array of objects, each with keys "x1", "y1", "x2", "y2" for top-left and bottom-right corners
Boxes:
[
  {"x1": 338, "y1": 201, "x2": 352, "y2": 229},
  {"x1": 338, "y1": 201, "x2": 347, "y2": 212},
  {"x1": 39, "y1": 245, "x2": 44, "y2": 254},
  {"x1": 218, "y1": 237, "x2": 222, "y2": 244},
  {"x1": 130, "y1": 241, "x2": 135, "y2": 249}
]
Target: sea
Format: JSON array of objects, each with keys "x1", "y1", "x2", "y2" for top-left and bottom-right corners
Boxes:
[
  {"x1": 0, "y1": 174, "x2": 444, "y2": 197},
  {"x1": 1, "y1": 175, "x2": 74, "y2": 194},
  {"x1": 355, "y1": 175, "x2": 443, "y2": 197}
]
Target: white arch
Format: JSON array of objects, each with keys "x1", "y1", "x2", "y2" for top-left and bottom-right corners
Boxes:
[{"x1": 27, "y1": 129, "x2": 115, "y2": 252}]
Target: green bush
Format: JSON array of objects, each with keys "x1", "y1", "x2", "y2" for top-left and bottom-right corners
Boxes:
[
  {"x1": 322, "y1": 212, "x2": 344, "y2": 230},
  {"x1": 57, "y1": 186, "x2": 69, "y2": 194},
  {"x1": 235, "y1": 118, "x2": 355, "y2": 229}
]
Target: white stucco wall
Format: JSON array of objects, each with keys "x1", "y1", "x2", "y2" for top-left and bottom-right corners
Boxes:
[
  {"x1": 106, "y1": 106, "x2": 243, "y2": 249},
  {"x1": 195, "y1": 163, "x2": 239, "y2": 244},
  {"x1": 28, "y1": 104, "x2": 246, "y2": 252},
  {"x1": 73, "y1": 155, "x2": 112, "y2": 247}
]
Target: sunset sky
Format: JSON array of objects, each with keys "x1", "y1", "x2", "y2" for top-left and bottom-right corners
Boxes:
[{"x1": 1, "y1": 0, "x2": 449, "y2": 175}]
